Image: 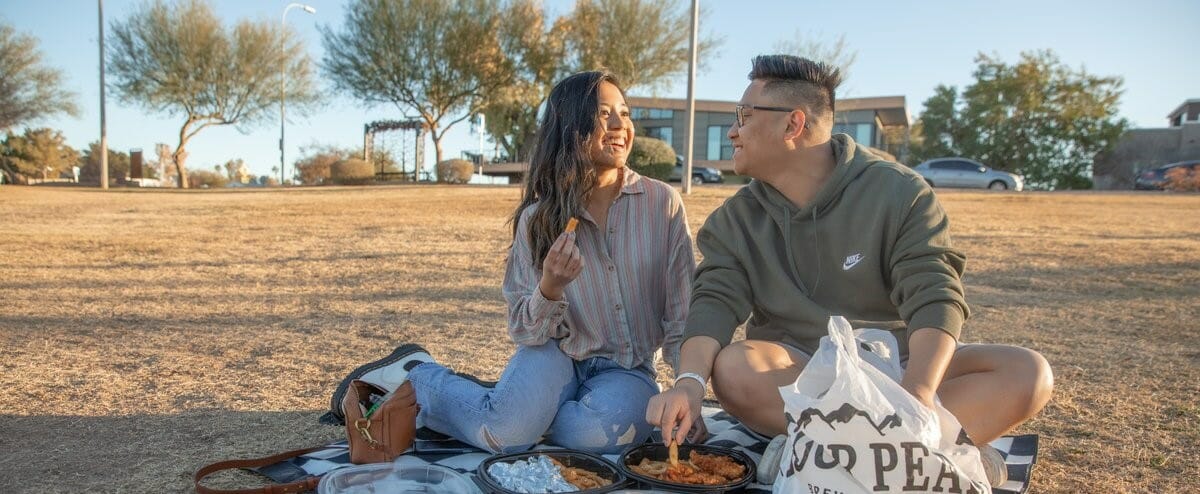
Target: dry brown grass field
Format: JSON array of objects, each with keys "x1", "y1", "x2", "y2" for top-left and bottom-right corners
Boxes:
[{"x1": 1, "y1": 184, "x2": 1197, "y2": 493}]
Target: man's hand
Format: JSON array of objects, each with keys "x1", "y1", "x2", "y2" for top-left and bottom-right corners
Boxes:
[
  {"x1": 646, "y1": 379, "x2": 705, "y2": 446},
  {"x1": 539, "y1": 231, "x2": 582, "y2": 300}
]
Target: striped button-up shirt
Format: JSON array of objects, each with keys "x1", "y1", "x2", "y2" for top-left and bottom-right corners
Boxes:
[{"x1": 503, "y1": 169, "x2": 695, "y2": 371}]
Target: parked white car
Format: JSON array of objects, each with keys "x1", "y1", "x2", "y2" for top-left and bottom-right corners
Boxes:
[{"x1": 913, "y1": 158, "x2": 1024, "y2": 191}]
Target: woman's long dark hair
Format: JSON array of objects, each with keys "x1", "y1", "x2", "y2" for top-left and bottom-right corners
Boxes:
[{"x1": 511, "y1": 71, "x2": 625, "y2": 268}]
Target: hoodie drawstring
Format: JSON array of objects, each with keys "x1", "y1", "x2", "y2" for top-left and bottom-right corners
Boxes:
[
  {"x1": 782, "y1": 206, "x2": 821, "y2": 296},
  {"x1": 811, "y1": 208, "x2": 821, "y2": 295}
]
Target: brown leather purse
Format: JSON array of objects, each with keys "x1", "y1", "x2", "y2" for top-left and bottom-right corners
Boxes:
[{"x1": 343, "y1": 379, "x2": 419, "y2": 464}]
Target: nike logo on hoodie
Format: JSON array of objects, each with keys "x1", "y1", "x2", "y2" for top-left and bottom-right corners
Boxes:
[{"x1": 843, "y1": 253, "x2": 864, "y2": 271}]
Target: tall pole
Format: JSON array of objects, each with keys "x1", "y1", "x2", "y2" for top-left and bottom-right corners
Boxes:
[
  {"x1": 280, "y1": 4, "x2": 315, "y2": 186},
  {"x1": 98, "y1": 0, "x2": 108, "y2": 189},
  {"x1": 682, "y1": 0, "x2": 699, "y2": 195},
  {"x1": 477, "y1": 113, "x2": 485, "y2": 178}
]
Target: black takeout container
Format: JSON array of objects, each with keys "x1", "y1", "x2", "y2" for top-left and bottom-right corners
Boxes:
[
  {"x1": 618, "y1": 443, "x2": 756, "y2": 493},
  {"x1": 477, "y1": 448, "x2": 629, "y2": 494}
]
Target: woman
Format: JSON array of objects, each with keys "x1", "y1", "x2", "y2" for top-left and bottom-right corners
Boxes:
[{"x1": 370, "y1": 71, "x2": 695, "y2": 454}]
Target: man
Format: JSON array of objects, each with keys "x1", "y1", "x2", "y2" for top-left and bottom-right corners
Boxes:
[{"x1": 645, "y1": 55, "x2": 1054, "y2": 487}]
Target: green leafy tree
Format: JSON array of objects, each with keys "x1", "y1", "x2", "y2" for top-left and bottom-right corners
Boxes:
[
  {"x1": 0, "y1": 23, "x2": 79, "y2": 132},
  {"x1": 908, "y1": 85, "x2": 962, "y2": 163},
  {"x1": 480, "y1": 0, "x2": 570, "y2": 163},
  {"x1": 79, "y1": 141, "x2": 132, "y2": 184},
  {"x1": 1, "y1": 128, "x2": 79, "y2": 182},
  {"x1": 912, "y1": 50, "x2": 1127, "y2": 189},
  {"x1": 107, "y1": 0, "x2": 320, "y2": 188},
  {"x1": 321, "y1": 0, "x2": 509, "y2": 173},
  {"x1": 566, "y1": 0, "x2": 720, "y2": 92}
]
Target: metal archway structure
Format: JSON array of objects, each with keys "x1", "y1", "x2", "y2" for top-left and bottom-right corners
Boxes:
[{"x1": 363, "y1": 119, "x2": 427, "y2": 181}]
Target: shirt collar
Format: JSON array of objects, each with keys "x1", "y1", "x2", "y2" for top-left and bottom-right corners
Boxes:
[{"x1": 618, "y1": 166, "x2": 646, "y2": 196}]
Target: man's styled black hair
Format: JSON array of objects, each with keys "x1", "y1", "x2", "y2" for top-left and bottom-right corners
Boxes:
[{"x1": 749, "y1": 54, "x2": 843, "y2": 117}]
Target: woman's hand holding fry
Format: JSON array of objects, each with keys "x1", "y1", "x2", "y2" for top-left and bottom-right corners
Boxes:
[{"x1": 539, "y1": 225, "x2": 583, "y2": 300}]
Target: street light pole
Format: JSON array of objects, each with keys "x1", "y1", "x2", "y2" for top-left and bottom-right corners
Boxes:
[
  {"x1": 99, "y1": 0, "x2": 108, "y2": 189},
  {"x1": 682, "y1": 0, "x2": 699, "y2": 195},
  {"x1": 281, "y1": 3, "x2": 315, "y2": 186}
]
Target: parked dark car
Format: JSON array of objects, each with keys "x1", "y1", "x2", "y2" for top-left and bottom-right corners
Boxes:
[
  {"x1": 1135, "y1": 161, "x2": 1200, "y2": 190},
  {"x1": 669, "y1": 156, "x2": 724, "y2": 184},
  {"x1": 913, "y1": 158, "x2": 1024, "y2": 191}
]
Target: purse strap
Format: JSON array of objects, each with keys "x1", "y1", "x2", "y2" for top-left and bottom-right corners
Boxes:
[{"x1": 194, "y1": 446, "x2": 324, "y2": 494}]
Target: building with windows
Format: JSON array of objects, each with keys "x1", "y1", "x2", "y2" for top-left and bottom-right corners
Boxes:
[
  {"x1": 626, "y1": 95, "x2": 911, "y2": 171},
  {"x1": 1093, "y1": 98, "x2": 1200, "y2": 189}
]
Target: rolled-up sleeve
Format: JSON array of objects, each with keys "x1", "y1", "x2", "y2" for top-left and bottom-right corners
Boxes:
[
  {"x1": 660, "y1": 190, "x2": 695, "y2": 372},
  {"x1": 503, "y1": 212, "x2": 569, "y2": 346},
  {"x1": 889, "y1": 180, "x2": 969, "y2": 341}
]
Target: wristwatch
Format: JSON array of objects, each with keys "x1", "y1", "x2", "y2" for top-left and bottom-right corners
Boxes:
[{"x1": 673, "y1": 372, "x2": 707, "y2": 390}]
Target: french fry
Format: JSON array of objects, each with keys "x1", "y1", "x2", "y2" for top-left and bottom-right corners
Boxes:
[
  {"x1": 565, "y1": 217, "x2": 579, "y2": 233},
  {"x1": 668, "y1": 440, "x2": 679, "y2": 467}
]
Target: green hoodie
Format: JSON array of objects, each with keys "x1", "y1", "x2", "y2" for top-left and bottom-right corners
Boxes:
[{"x1": 685, "y1": 134, "x2": 968, "y2": 356}]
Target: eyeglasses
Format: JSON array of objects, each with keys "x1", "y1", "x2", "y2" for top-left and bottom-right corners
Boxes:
[{"x1": 734, "y1": 104, "x2": 808, "y2": 128}]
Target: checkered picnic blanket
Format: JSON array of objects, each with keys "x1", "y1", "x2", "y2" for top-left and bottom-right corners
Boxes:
[{"x1": 257, "y1": 406, "x2": 1038, "y2": 493}]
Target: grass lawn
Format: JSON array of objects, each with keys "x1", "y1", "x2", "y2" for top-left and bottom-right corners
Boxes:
[{"x1": 1, "y1": 184, "x2": 1197, "y2": 492}]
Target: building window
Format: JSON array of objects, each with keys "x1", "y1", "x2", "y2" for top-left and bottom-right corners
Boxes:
[
  {"x1": 649, "y1": 108, "x2": 674, "y2": 119},
  {"x1": 707, "y1": 125, "x2": 732, "y2": 160},
  {"x1": 645, "y1": 126, "x2": 673, "y2": 146},
  {"x1": 834, "y1": 123, "x2": 875, "y2": 147},
  {"x1": 632, "y1": 108, "x2": 674, "y2": 120},
  {"x1": 856, "y1": 124, "x2": 874, "y2": 147}
]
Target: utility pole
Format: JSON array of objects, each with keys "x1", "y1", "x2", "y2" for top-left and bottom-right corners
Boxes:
[
  {"x1": 477, "y1": 113, "x2": 485, "y2": 178},
  {"x1": 281, "y1": 4, "x2": 316, "y2": 186},
  {"x1": 682, "y1": 0, "x2": 699, "y2": 195},
  {"x1": 98, "y1": 0, "x2": 108, "y2": 189}
]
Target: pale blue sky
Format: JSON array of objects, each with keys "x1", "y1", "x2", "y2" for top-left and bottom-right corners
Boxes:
[{"x1": 2, "y1": 0, "x2": 1197, "y2": 179}]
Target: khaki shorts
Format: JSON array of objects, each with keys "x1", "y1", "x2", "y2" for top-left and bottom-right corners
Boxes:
[{"x1": 777, "y1": 328, "x2": 910, "y2": 382}]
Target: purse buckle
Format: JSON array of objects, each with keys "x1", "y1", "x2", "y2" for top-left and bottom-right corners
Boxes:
[{"x1": 354, "y1": 418, "x2": 381, "y2": 449}]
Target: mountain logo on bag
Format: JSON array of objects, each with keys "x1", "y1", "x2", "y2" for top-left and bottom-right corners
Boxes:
[{"x1": 792, "y1": 403, "x2": 902, "y2": 435}]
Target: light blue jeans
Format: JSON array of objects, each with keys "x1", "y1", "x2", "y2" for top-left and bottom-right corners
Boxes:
[{"x1": 407, "y1": 341, "x2": 658, "y2": 455}]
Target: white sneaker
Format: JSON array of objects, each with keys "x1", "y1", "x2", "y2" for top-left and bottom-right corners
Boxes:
[
  {"x1": 323, "y1": 344, "x2": 434, "y2": 425},
  {"x1": 756, "y1": 434, "x2": 787, "y2": 485},
  {"x1": 356, "y1": 344, "x2": 434, "y2": 393},
  {"x1": 977, "y1": 444, "x2": 1008, "y2": 488}
]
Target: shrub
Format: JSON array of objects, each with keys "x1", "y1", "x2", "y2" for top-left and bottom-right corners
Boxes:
[
  {"x1": 628, "y1": 137, "x2": 675, "y2": 181},
  {"x1": 330, "y1": 158, "x2": 374, "y2": 185},
  {"x1": 1164, "y1": 166, "x2": 1200, "y2": 192},
  {"x1": 188, "y1": 169, "x2": 228, "y2": 188},
  {"x1": 436, "y1": 159, "x2": 475, "y2": 184},
  {"x1": 630, "y1": 162, "x2": 673, "y2": 182}
]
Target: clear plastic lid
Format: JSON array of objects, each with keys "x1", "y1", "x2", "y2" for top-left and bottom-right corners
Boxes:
[{"x1": 317, "y1": 462, "x2": 480, "y2": 494}]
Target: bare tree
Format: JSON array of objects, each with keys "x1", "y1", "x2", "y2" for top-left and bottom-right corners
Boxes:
[
  {"x1": 107, "y1": 0, "x2": 319, "y2": 188},
  {"x1": 773, "y1": 31, "x2": 858, "y2": 85},
  {"x1": 0, "y1": 22, "x2": 79, "y2": 132},
  {"x1": 321, "y1": 0, "x2": 510, "y2": 173}
]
